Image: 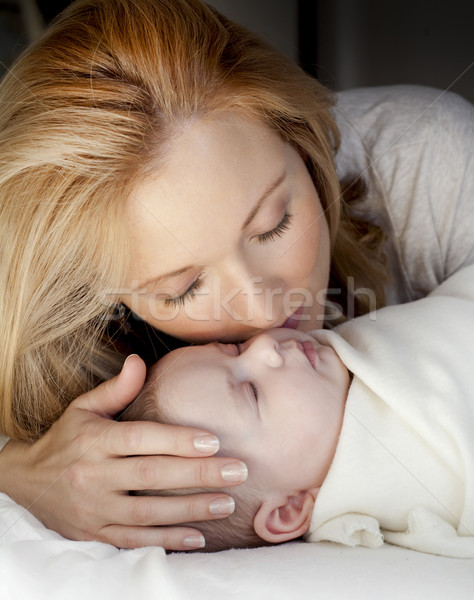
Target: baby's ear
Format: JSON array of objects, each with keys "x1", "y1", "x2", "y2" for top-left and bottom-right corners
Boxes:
[{"x1": 253, "y1": 490, "x2": 318, "y2": 544}]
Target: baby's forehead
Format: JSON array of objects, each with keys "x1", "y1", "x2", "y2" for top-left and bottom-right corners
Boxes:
[
  {"x1": 155, "y1": 344, "x2": 227, "y2": 394},
  {"x1": 152, "y1": 345, "x2": 236, "y2": 430},
  {"x1": 159, "y1": 343, "x2": 222, "y2": 373}
]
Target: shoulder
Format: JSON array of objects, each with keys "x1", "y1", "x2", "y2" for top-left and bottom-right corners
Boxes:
[
  {"x1": 334, "y1": 84, "x2": 473, "y2": 179},
  {"x1": 333, "y1": 85, "x2": 474, "y2": 301}
]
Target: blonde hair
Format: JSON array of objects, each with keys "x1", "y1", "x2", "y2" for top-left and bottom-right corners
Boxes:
[
  {"x1": 123, "y1": 364, "x2": 270, "y2": 552},
  {"x1": 0, "y1": 0, "x2": 386, "y2": 440}
]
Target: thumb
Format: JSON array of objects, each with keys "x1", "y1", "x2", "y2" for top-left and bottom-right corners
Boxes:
[{"x1": 75, "y1": 354, "x2": 147, "y2": 417}]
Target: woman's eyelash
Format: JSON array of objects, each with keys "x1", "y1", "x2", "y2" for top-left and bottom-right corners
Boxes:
[
  {"x1": 163, "y1": 276, "x2": 204, "y2": 308},
  {"x1": 256, "y1": 213, "x2": 293, "y2": 243},
  {"x1": 249, "y1": 381, "x2": 259, "y2": 401}
]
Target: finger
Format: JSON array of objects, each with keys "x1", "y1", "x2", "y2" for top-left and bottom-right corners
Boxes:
[
  {"x1": 98, "y1": 525, "x2": 207, "y2": 551},
  {"x1": 106, "y1": 455, "x2": 248, "y2": 490},
  {"x1": 111, "y1": 492, "x2": 236, "y2": 527},
  {"x1": 103, "y1": 420, "x2": 221, "y2": 457},
  {"x1": 75, "y1": 354, "x2": 147, "y2": 416}
]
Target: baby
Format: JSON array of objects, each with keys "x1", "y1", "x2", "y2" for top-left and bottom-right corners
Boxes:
[{"x1": 124, "y1": 265, "x2": 474, "y2": 557}]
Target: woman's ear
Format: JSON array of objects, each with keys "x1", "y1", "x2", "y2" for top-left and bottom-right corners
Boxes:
[{"x1": 253, "y1": 489, "x2": 318, "y2": 544}]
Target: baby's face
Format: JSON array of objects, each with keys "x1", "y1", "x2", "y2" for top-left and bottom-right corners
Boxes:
[{"x1": 155, "y1": 328, "x2": 350, "y2": 494}]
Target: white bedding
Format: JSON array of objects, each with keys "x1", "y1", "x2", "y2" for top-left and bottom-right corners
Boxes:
[{"x1": 1, "y1": 492, "x2": 473, "y2": 599}]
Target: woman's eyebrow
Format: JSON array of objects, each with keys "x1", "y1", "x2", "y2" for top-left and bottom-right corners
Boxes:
[{"x1": 241, "y1": 170, "x2": 287, "y2": 230}]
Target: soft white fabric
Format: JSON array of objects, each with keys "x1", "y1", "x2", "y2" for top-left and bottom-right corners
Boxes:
[
  {"x1": 1, "y1": 491, "x2": 473, "y2": 600},
  {"x1": 307, "y1": 265, "x2": 474, "y2": 558},
  {"x1": 1, "y1": 85, "x2": 473, "y2": 596},
  {"x1": 0, "y1": 492, "x2": 189, "y2": 600}
]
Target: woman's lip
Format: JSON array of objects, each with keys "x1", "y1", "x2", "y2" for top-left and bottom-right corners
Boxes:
[
  {"x1": 281, "y1": 306, "x2": 305, "y2": 329},
  {"x1": 301, "y1": 341, "x2": 317, "y2": 370}
]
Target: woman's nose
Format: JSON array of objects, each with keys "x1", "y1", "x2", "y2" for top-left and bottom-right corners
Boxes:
[{"x1": 225, "y1": 276, "x2": 283, "y2": 329}]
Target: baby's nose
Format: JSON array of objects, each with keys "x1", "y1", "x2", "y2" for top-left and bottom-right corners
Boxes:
[{"x1": 252, "y1": 334, "x2": 284, "y2": 367}]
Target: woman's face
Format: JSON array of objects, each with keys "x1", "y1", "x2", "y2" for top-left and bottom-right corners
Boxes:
[{"x1": 122, "y1": 111, "x2": 331, "y2": 343}]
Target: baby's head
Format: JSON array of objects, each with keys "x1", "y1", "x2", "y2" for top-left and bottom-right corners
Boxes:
[{"x1": 125, "y1": 328, "x2": 350, "y2": 551}]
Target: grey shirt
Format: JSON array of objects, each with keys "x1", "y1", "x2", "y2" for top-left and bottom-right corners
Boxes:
[{"x1": 334, "y1": 85, "x2": 474, "y2": 305}]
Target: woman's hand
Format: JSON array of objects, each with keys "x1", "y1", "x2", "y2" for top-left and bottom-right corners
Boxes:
[{"x1": 0, "y1": 355, "x2": 247, "y2": 550}]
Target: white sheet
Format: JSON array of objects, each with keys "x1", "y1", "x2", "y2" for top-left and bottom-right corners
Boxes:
[{"x1": 1, "y1": 492, "x2": 473, "y2": 599}]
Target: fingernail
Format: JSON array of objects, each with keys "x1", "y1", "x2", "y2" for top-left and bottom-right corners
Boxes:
[
  {"x1": 209, "y1": 496, "x2": 235, "y2": 515},
  {"x1": 194, "y1": 434, "x2": 220, "y2": 453},
  {"x1": 123, "y1": 354, "x2": 139, "y2": 369},
  {"x1": 221, "y1": 461, "x2": 248, "y2": 483},
  {"x1": 183, "y1": 534, "x2": 206, "y2": 549}
]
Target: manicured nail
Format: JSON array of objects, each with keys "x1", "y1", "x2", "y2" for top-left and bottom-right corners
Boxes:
[
  {"x1": 183, "y1": 534, "x2": 206, "y2": 549},
  {"x1": 123, "y1": 354, "x2": 139, "y2": 369},
  {"x1": 221, "y1": 461, "x2": 248, "y2": 483},
  {"x1": 194, "y1": 434, "x2": 220, "y2": 453},
  {"x1": 209, "y1": 496, "x2": 235, "y2": 515}
]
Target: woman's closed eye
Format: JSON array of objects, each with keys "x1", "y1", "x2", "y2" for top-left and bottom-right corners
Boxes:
[
  {"x1": 162, "y1": 276, "x2": 205, "y2": 308},
  {"x1": 255, "y1": 212, "x2": 293, "y2": 244}
]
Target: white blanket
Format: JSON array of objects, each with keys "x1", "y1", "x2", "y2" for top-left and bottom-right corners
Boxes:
[{"x1": 306, "y1": 265, "x2": 474, "y2": 557}]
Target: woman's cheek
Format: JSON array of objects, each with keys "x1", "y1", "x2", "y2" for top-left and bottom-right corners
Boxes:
[{"x1": 283, "y1": 215, "x2": 324, "y2": 281}]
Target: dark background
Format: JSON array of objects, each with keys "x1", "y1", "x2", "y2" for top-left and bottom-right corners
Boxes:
[{"x1": 1, "y1": 0, "x2": 473, "y2": 102}]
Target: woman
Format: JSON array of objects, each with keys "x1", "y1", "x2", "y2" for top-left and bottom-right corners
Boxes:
[{"x1": 0, "y1": 0, "x2": 472, "y2": 550}]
